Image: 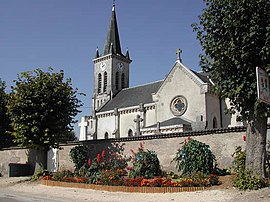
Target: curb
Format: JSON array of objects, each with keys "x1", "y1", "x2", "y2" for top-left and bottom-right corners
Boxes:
[{"x1": 41, "y1": 180, "x2": 205, "y2": 193}]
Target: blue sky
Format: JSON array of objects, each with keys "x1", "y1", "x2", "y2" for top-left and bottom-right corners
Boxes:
[{"x1": 0, "y1": 0, "x2": 205, "y2": 136}]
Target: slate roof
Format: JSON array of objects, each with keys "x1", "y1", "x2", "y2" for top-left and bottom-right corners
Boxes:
[
  {"x1": 146, "y1": 117, "x2": 191, "y2": 128},
  {"x1": 191, "y1": 70, "x2": 211, "y2": 84},
  {"x1": 103, "y1": 4, "x2": 122, "y2": 56},
  {"x1": 98, "y1": 81, "x2": 163, "y2": 112}
]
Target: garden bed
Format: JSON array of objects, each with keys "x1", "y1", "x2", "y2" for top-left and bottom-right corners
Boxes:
[{"x1": 41, "y1": 180, "x2": 205, "y2": 193}]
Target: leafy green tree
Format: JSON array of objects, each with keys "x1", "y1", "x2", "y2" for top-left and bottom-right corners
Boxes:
[
  {"x1": 0, "y1": 79, "x2": 14, "y2": 148},
  {"x1": 7, "y1": 68, "x2": 82, "y2": 170},
  {"x1": 193, "y1": 0, "x2": 270, "y2": 177}
]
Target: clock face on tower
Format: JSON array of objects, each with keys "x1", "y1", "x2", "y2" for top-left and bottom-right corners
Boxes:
[
  {"x1": 100, "y1": 62, "x2": 106, "y2": 71},
  {"x1": 117, "y1": 62, "x2": 124, "y2": 71}
]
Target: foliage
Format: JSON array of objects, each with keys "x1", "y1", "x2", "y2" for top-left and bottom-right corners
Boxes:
[
  {"x1": 52, "y1": 169, "x2": 74, "y2": 181},
  {"x1": 70, "y1": 145, "x2": 88, "y2": 171},
  {"x1": 166, "y1": 171, "x2": 179, "y2": 179},
  {"x1": 230, "y1": 146, "x2": 268, "y2": 190},
  {"x1": 31, "y1": 169, "x2": 50, "y2": 181},
  {"x1": 233, "y1": 170, "x2": 268, "y2": 190},
  {"x1": 99, "y1": 169, "x2": 127, "y2": 186},
  {"x1": 193, "y1": 0, "x2": 270, "y2": 177},
  {"x1": 129, "y1": 142, "x2": 161, "y2": 179},
  {"x1": 230, "y1": 146, "x2": 246, "y2": 174},
  {"x1": 0, "y1": 79, "x2": 14, "y2": 148},
  {"x1": 78, "y1": 143, "x2": 130, "y2": 184},
  {"x1": 193, "y1": 0, "x2": 270, "y2": 178},
  {"x1": 173, "y1": 138, "x2": 216, "y2": 175},
  {"x1": 266, "y1": 140, "x2": 270, "y2": 176},
  {"x1": 193, "y1": 0, "x2": 270, "y2": 120},
  {"x1": 7, "y1": 68, "x2": 83, "y2": 151}
]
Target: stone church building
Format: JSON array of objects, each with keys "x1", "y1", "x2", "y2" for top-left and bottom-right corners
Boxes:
[{"x1": 79, "y1": 4, "x2": 241, "y2": 141}]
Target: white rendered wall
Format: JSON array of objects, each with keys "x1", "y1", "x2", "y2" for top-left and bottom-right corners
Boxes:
[
  {"x1": 155, "y1": 64, "x2": 206, "y2": 123},
  {"x1": 97, "y1": 115, "x2": 115, "y2": 139}
]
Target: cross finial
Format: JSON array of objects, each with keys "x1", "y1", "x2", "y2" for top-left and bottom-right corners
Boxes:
[
  {"x1": 112, "y1": 0, "x2": 116, "y2": 11},
  {"x1": 176, "y1": 48, "x2": 182, "y2": 62}
]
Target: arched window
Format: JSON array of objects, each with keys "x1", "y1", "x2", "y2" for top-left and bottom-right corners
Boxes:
[
  {"x1": 97, "y1": 100, "x2": 99, "y2": 107},
  {"x1": 104, "y1": 132, "x2": 109, "y2": 139},
  {"x1": 98, "y1": 73, "x2": 102, "y2": 94},
  {"x1": 103, "y1": 71, "x2": 107, "y2": 92},
  {"x1": 128, "y1": 129, "x2": 133, "y2": 137},
  {"x1": 115, "y1": 72, "x2": 119, "y2": 90},
  {"x1": 213, "y1": 117, "x2": 218, "y2": 128},
  {"x1": 121, "y1": 73, "x2": 125, "y2": 89}
]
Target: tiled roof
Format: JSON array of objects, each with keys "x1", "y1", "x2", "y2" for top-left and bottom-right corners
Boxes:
[{"x1": 98, "y1": 81, "x2": 163, "y2": 112}]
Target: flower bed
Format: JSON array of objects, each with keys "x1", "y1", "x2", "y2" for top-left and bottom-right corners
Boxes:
[{"x1": 41, "y1": 180, "x2": 205, "y2": 193}]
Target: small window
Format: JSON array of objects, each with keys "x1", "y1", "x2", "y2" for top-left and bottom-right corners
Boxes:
[
  {"x1": 213, "y1": 117, "x2": 218, "y2": 128},
  {"x1": 98, "y1": 73, "x2": 102, "y2": 94},
  {"x1": 103, "y1": 71, "x2": 107, "y2": 92},
  {"x1": 115, "y1": 72, "x2": 119, "y2": 90},
  {"x1": 128, "y1": 129, "x2": 133, "y2": 137},
  {"x1": 104, "y1": 132, "x2": 109, "y2": 139},
  {"x1": 121, "y1": 73, "x2": 125, "y2": 89}
]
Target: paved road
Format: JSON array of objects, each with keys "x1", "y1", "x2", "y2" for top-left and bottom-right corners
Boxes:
[{"x1": 0, "y1": 189, "x2": 66, "y2": 202}]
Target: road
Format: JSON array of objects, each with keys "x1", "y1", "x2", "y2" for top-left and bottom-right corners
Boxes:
[{"x1": 0, "y1": 188, "x2": 72, "y2": 202}]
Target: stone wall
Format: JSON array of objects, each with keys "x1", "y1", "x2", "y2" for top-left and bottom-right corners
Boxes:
[
  {"x1": 0, "y1": 148, "x2": 36, "y2": 177},
  {"x1": 2, "y1": 127, "x2": 267, "y2": 177},
  {"x1": 56, "y1": 129, "x2": 247, "y2": 173}
]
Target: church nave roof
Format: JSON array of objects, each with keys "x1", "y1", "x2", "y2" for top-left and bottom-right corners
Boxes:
[{"x1": 98, "y1": 81, "x2": 163, "y2": 112}]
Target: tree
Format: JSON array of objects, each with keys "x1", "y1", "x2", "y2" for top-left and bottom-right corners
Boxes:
[
  {"x1": 193, "y1": 0, "x2": 270, "y2": 178},
  {"x1": 0, "y1": 79, "x2": 14, "y2": 148},
  {"x1": 7, "y1": 68, "x2": 83, "y2": 170}
]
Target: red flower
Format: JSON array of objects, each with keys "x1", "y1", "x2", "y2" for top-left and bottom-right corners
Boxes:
[
  {"x1": 101, "y1": 150, "x2": 106, "y2": 158},
  {"x1": 242, "y1": 134, "x2": 246, "y2": 141},
  {"x1": 87, "y1": 159, "x2": 92, "y2": 166},
  {"x1": 96, "y1": 153, "x2": 101, "y2": 163}
]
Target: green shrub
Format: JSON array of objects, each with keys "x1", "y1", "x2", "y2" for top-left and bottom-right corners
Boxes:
[
  {"x1": 31, "y1": 169, "x2": 50, "y2": 181},
  {"x1": 231, "y1": 146, "x2": 246, "y2": 174},
  {"x1": 173, "y1": 138, "x2": 216, "y2": 176},
  {"x1": 99, "y1": 168, "x2": 126, "y2": 186},
  {"x1": 70, "y1": 145, "x2": 88, "y2": 171},
  {"x1": 129, "y1": 142, "x2": 161, "y2": 179},
  {"x1": 266, "y1": 140, "x2": 270, "y2": 177},
  {"x1": 82, "y1": 143, "x2": 130, "y2": 184},
  {"x1": 52, "y1": 170, "x2": 74, "y2": 181},
  {"x1": 233, "y1": 170, "x2": 268, "y2": 190}
]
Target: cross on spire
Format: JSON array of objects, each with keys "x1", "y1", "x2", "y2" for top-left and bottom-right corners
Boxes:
[
  {"x1": 112, "y1": 0, "x2": 115, "y2": 10},
  {"x1": 176, "y1": 48, "x2": 182, "y2": 62}
]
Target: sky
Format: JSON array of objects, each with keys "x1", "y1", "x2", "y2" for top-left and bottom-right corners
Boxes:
[{"x1": 0, "y1": 0, "x2": 206, "y2": 137}]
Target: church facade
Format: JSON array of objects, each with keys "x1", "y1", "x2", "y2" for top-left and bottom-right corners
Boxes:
[{"x1": 79, "y1": 4, "x2": 242, "y2": 141}]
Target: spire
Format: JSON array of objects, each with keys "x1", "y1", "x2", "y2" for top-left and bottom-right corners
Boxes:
[
  {"x1": 103, "y1": 3, "x2": 122, "y2": 56},
  {"x1": 125, "y1": 48, "x2": 130, "y2": 60}
]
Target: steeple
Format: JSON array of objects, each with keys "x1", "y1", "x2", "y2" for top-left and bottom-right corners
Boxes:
[{"x1": 103, "y1": 3, "x2": 122, "y2": 56}]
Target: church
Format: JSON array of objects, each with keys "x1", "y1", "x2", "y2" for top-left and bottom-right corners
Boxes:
[{"x1": 78, "y1": 4, "x2": 242, "y2": 141}]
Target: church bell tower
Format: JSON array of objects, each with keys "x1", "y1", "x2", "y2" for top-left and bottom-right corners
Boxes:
[{"x1": 92, "y1": 3, "x2": 132, "y2": 111}]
